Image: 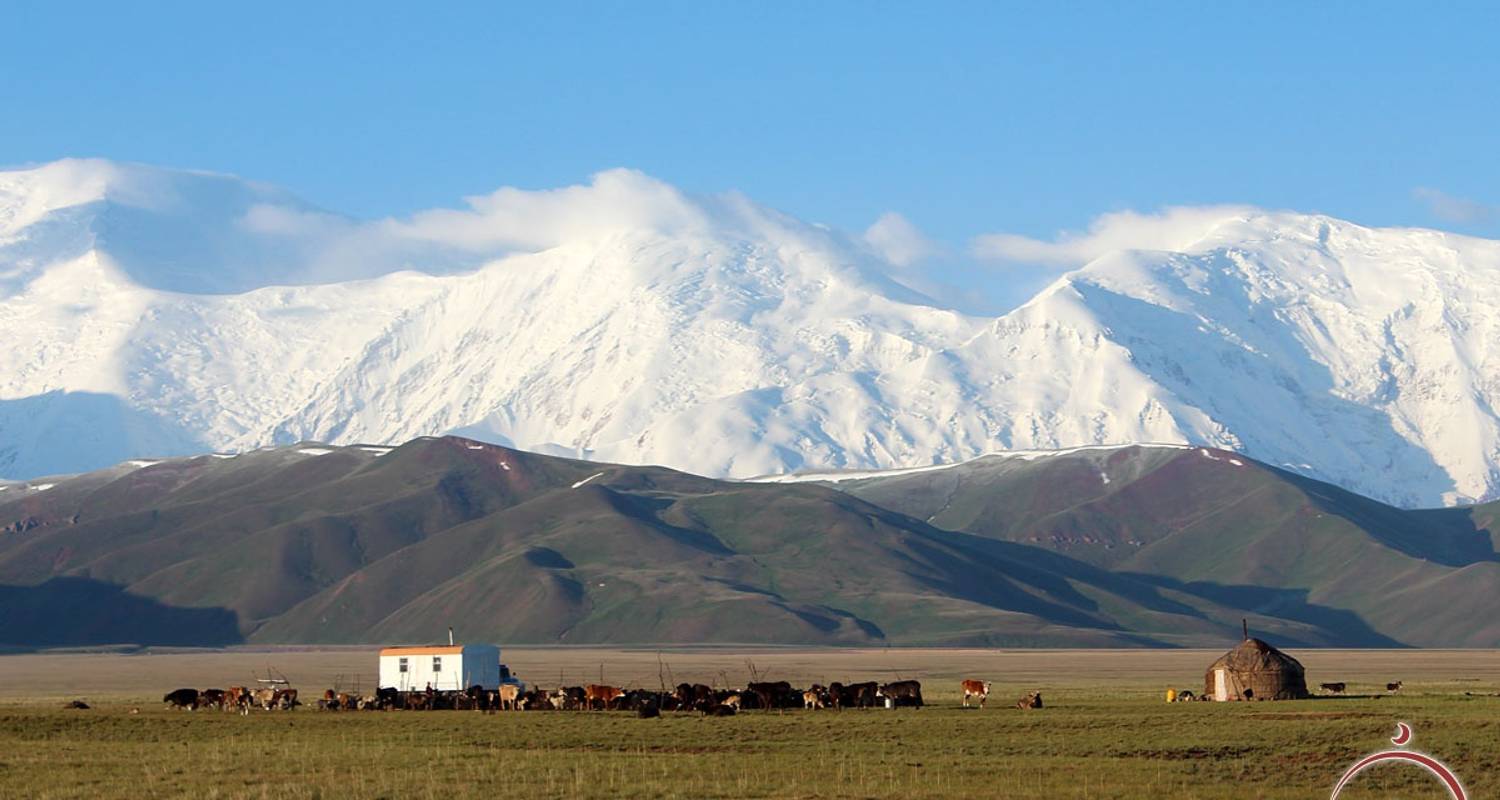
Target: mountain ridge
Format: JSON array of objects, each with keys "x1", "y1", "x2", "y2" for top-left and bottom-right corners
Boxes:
[
  {"x1": 2, "y1": 436, "x2": 1496, "y2": 648},
  {"x1": 3, "y1": 159, "x2": 1500, "y2": 507}
]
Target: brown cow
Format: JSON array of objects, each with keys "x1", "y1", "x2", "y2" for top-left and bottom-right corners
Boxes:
[
  {"x1": 1016, "y1": 690, "x2": 1043, "y2": 710},
  {"x1": 802, "y1": 690, "x2": 825, "y2": 710},
  {"x1": 499, "y1": 683, "x2": 522, "y2": 711},
  {"x1": 960, "y1": 679, "x2": 991, "y2": 708},
  {"x1": 584, "y1": 684, "x2": 623, "y2": 710},
  {"x1": 226, "y1": 686, "x2": 251, "y2": 715},
  {"x1": 251, "y1": 688, "x2": 278, "y2": 710}
]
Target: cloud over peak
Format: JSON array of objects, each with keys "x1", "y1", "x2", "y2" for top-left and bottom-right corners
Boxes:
[
  {"x1": 389, "y1": 168, "x2": 710, "y2": 252},
  {"x1": 971, "y1": 204, "x2": 1255, "y2": 268},
  {"x1": 1413, "y1": 187, "x2": 1497, "y2": 226}
]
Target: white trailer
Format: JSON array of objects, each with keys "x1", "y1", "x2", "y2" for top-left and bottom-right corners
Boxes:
[{"x1": 377, "y1": 644, "x2": 521, "y2": 691}]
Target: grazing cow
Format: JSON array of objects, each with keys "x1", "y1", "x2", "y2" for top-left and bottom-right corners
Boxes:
[
  {"x1": 960, "y1": 679, "x2": 991, "y2": 708},
  {"x1": 584, "y1": 684, "x2": 623, "y2": 710},
  {"x1": 226, "y1": 686, "x2": 252, "y2": 714},
  {"x1": 619, "y1": 689, "x2": 656, "y2": 711},
  {"x1": 746, "y1": 681, "x2": 794, "y2": 711},
  {"x1": 320, "y1": 689, "x2": 350, "y2": 711},
  {"x1": 163, "y1": 688, "x2": 199, "y2": 710},
  {"x1": 1320, "y1": 682, "x2": 1347, "y2": 694},
  {"x1": 1177, "y1": 690, "x2": 1196, "y2": 702},
  {"x1": 828, "y1": 681, "x2": 879, "y2": 710},
  {"x1": 1016, "y1": 690, "x2": 1044, "y2": 710},
  {"x1": 198, "y1": 688, "x2": 227, "y2": 711},
  {"x1": 878, "y1": 680, "x2": 924, "y2": 708},
  {"x1": 499, "y1": 683, "x2": 522, "y2": 711},
  {"x1": 674, "y1": 683, "x2": 715, "y2": 711},
  {"x1": 556, "y1": 686, "x2": 587, "y2": 710},
  {"x1": 250, "y1": 688, "x2": 278, "y2": 710},
  {"x1": 1387, "y1": 681, "x2": 1403, "y2": 693}
]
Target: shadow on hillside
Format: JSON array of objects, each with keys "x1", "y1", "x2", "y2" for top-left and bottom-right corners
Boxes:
[
  {"x1": 925, "y1": 527, "x2": 1404, "y2": 647},
  {"x1": 1281, "y1": 470, "x2": 1500, "y2": 567},
  {"x1": 902, "y1": 526, "x2": 1181, "y2": 642},
  {"x1": 1125, "y1": 573, "x2": 1406, "y2": 648},
  {"x1": 0, "y1": 576, "x2": 243, "y2": 648},
  {"x1": 934, "y1": 531, "x2": 1206, "y2": 617}
]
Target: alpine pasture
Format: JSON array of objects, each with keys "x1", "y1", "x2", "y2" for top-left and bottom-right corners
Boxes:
[{"x1": 1, "y1": 647, "x2": 1496, "y2": 799}]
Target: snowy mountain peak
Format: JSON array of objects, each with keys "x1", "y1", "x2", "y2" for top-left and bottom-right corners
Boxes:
[{"x1": 2, "y1": 160, "x2": 1499, "y2": 507}]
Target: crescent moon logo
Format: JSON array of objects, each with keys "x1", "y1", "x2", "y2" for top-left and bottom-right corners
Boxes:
[{"x1": 1330, "y1": 725, "x2": 1465, "y2": 800}]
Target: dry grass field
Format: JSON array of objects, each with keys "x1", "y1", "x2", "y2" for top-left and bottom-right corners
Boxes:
[{"x1": 1, "y1": 647, "x2": 1497, "y2": 799}]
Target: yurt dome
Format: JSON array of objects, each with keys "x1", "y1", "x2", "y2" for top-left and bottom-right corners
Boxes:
[{"x1": 1204, "y1": 638, "x2": 1308, "y2": 701}]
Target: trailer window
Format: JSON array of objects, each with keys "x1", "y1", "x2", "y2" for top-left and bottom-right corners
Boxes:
[
  {"x1": 432, "y1": 656, "x2": 442, "y2": 673},
  {"x1": 398, "y1": 657, "x2": 408, "y2": 673}
]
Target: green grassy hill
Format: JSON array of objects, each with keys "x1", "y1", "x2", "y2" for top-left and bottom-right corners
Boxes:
[
  {"x1": 2, "y1": 438, "x2": 1496, "y2": 647},
  {"x1": 832, "y1": 445, "x2": 1500, "y2": 647},
  {"x1": 0, "y1": 438, "x2": 1216, "y2": 647}
]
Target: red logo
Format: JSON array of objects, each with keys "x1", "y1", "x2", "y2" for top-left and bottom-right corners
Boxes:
[{"x1": 1330, "y1": 724, "x2": 1465, "y2": 800}]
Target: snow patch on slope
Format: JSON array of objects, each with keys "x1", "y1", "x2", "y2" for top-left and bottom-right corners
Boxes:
[{"x1": 571, "y1": 472, "x2": 604, "y2": 489}]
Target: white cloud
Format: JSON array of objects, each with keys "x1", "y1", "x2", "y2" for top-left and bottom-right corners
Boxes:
[
  {"x1": 863, "y1": 211, "x2": 939, "y2": 268},
  {"x1": 971, "y1": 205, "x2": 1254, "y2": 268},
  {"x1": 240, "y1": 204, "x2": 352, "y2": 237},
  {"x1": 386, "y1": 168, "x2": 710, "y2": 252},
  {"x1": 1413, "y1": 187, "x2": 1495, "y2": 225}
]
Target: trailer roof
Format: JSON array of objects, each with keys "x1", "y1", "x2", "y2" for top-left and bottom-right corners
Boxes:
[{"x1": 378, "y1": 645, "x2": 467, "y2": 656}]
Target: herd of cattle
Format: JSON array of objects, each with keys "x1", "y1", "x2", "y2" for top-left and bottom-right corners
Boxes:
[
  {"x1": 162, "y1": 686, "x2": 297, "y2": 714},
  {"x1": 161, "y1": 678, "x2": 1038, "y2": 716}
]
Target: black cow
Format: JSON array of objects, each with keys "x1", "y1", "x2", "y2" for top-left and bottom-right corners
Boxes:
[
  {"x1": 198, "y1": 688, "x2": 227, "y2": 710},
  {"x1": 460, "y1": 685, "x2": 489, "y2": 711},
  {"x1": 557, "y1": 686, "x2": 586, "y2": 710},
  {"x1": 675, "y1": 683, "x2": 716, "y2": 711},
  {"x1": 829, "y1": 681, "x2": 879, "y2": 709},
  {"x1": 746, "y1": 681, "x2": 795, "y2": 711},
  {"x1": 705, "y1": 703, "x2": 737, "y2": 717},
  {"x1": 878, "y1": 680, "x2": 924, "y2": 708},
  {"x1": 163, "y1": 688, "x2": 199, "y2": 710}
]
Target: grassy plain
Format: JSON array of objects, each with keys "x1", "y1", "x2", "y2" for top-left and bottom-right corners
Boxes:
[{"x1": 0, "y1": 647, "x2": 1496, "y2": 799}]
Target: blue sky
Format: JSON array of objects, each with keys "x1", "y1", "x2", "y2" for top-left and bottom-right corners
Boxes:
[{"x1": 3, "y1": 1, "x2": 1498, "y2": 308}]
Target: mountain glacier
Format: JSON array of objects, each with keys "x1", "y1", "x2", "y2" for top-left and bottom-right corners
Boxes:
[{"x1": 2, "y1": 158, "x2": 1498, "y2": 507}]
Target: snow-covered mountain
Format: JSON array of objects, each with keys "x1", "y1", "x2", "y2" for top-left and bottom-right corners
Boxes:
[{"x1": 2, "y1": 158, "x2": 1498, "y2": 507}]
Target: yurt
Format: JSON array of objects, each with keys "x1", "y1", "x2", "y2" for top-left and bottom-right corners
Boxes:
[{"x1": 1204, "y1": 636, "x2": 1308, "y2": 701}]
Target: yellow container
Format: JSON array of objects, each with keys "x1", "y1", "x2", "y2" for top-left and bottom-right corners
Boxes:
[{"x1": 1165, "y1": 688, "x2": 1178, "y2": 703}]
